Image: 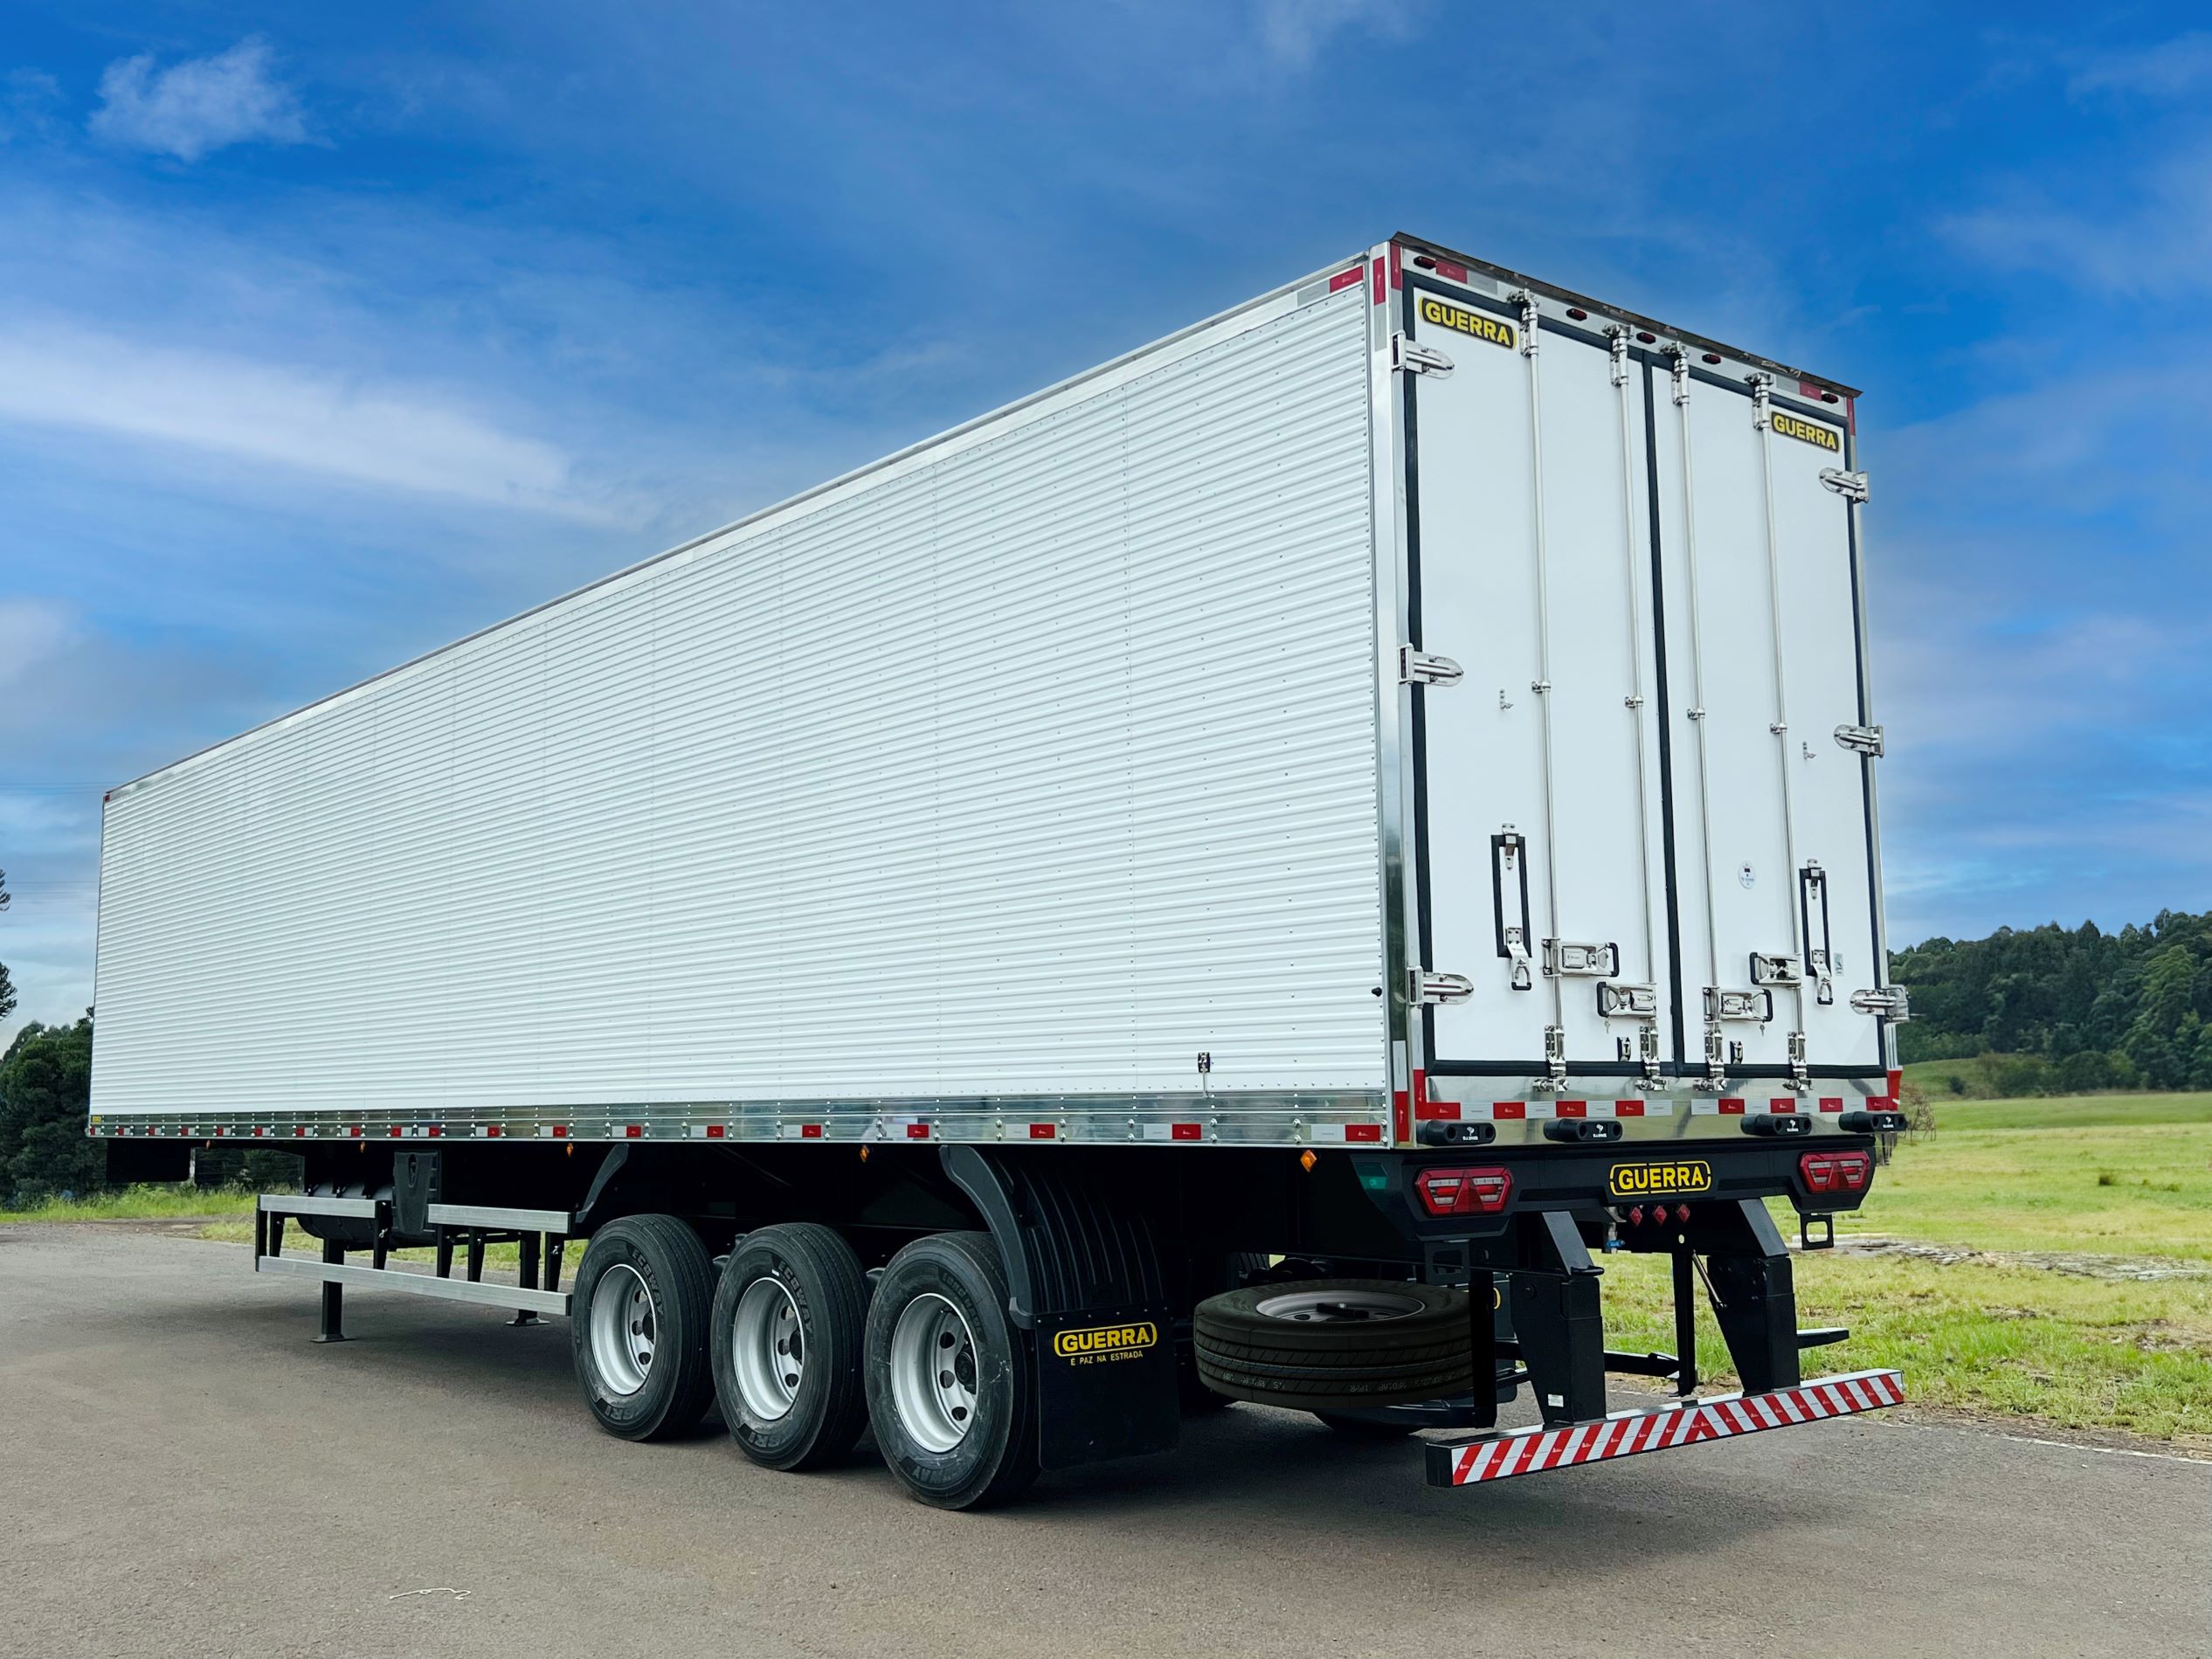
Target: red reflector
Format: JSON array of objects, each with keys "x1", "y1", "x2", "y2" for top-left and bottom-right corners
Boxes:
[
  {"x1": 294, "y1": 1126, "x2": 305, "y2": 1137},
  {"x1": 706, "y1": 1124, "x2": 725, "y2": 1139},
  {"x1": 486, "y1": 1124, "x2": 502, "y2": 1137},
  {"x1": 1435, "y1": 259, "x2": 1468, "y2": 281},
  {"x1": 1818, "y1": 1096, "x2": 1844, "y2": 1112},
  {"x1": 1028, "y1": 1123, "x2": 1055, "y2": 1140},
  {"x1": 1414, "y1": 1165, "x2": 1513, "y2": 1217},
  {"x1": 1769, "y1": 1098, "x2": 1796, "y2": 1114},
  {"x1": 1170, "y1": 1122, "x2": 1201, "y2": 1140},
  {"x1": 1557, "y1": 1100, "x2": 1587, "y2": 1118},
  {"x1": 1718, "y1": 1097, "x2": 1745, "y2": 1115},
  {"x1": 1615, "y1": 1099, "x2": 1642, "y2": 1116},
  {"x1": 1628, "y1": 1206, "x2": 1644, "y2": 1227},
  {"x1": 551, "y1": 1125, "x2": 569, "y2": 1137},
  {"x1": 1493, "y1": 1101, "x2": 1526, "y2": 1120},
  {"x1": 624, "y1": 1124, "x2": 643, "y2": 1139},
  {"x1": 1388, "y1": 241, "x2": 1402, "y2": 289},
  {"x1": 1651, "y1": 1205, "x2": 1670, "y2": 1226},
  {"x1": 1327, "y1": 266, "x2": 1362, "y2": 294},
  {"x1": 1800, "y1": 379, "x2": 1823, "y2": 398},
  {"x1": 426, "y1": 1125, "x2": 442, "y2": 1137},
  {"x1": 906, "y1": 1123, "x2": 930, "y2": 1139},
  {"x1": 349, "y1": 1126, "x2": 363, "y2": 1138},
  {"x1": 1344, "y1": 1123, "x2": 1384, "y2": 1143},
  {"x1": 1372, "y1": 257, "x2": 1386, "y2": 304},
  {"x1": 799, "y1": 1123, "x2": 823, "y2": 1139},
  {"x1": 388, "y1": 1127, "x2": 402, "y2": 1138}
]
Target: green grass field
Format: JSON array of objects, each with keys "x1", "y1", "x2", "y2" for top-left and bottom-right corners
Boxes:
[
  {"x1": 0, "y1": 1185, "x2": 259, "y2": 1226},
  {"x1": 1607, "y1": 1092, "x2": 2212, "y2": 1451}
]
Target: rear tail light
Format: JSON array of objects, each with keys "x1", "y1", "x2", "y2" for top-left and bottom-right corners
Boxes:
[
  {"x1": 1415, "y1": 1165, "x2": 1513, "y2": 1217},
  {"x1": 1799, "y1": 1150, "x2": 1873, "y2": 1194}
]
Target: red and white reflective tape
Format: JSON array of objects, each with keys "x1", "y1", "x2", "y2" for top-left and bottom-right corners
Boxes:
[
  {"x1": 1431, "y1": 1370, "x2": 1904, "y2": 1487},
  {"x1": 1310, "y1": 1123, "x2": 1386, "y2": 1144},
  {"x1": 1141, "y1": 1122, "x2": 1205, "y2": 1142}
]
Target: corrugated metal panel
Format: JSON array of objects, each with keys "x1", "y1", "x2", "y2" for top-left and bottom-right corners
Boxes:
[{"x1": 92, "y1": 286, "x2": 1385, "y2": 1117}]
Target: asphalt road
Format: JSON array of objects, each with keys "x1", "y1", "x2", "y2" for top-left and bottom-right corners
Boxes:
[{"x1": 3, "y1": 1222, "x2": 2206, "y2": 1659}]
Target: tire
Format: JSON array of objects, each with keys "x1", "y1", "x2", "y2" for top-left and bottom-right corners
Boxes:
[
  {"x1": 570, "y1": 1214, "x2": 716, "y2": 1441},
  {"x1": 710, "y1": 1224, "x2": 871, "y2": 1472},
  {"x1": 864, "y1": 1231, "x2": 1038, "y2": 1510},
  {"x1": 1178, "y1": 1251, "x2": 1270, "y2": 1414},
  {"x1": 1192, "y1": 1278, "x2": 1472, "y2": 1410}
]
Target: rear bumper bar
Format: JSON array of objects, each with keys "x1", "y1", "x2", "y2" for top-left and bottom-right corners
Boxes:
[{"x1": 1425, "y1": 1368, "x2": 1903, "y2": 1486}]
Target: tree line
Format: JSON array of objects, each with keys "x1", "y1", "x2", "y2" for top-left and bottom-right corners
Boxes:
[{"x1": 1891, "y1": 909, "x2": 2212, "y2": 1093}]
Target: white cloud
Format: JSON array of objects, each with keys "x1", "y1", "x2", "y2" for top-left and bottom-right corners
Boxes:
[
  {"x1": 0, "y1": 323, "x2": 619, "y2": 522},
  {"x1": 90, "y1": 37, "x2": 308, "y2": 162},
  {"x1": 1940, "y1": 142, "x2": 2212, "y2": 300},
  {"x1": 1251, "y1": 0, "x2": 1421, "y2": 68}
]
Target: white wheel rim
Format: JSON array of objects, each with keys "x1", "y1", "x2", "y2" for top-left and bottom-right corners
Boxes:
[
  {"x1": 888, "y1": 1292, "x2": 978, "y2": 1454},
  {"x1": 589, "y1": 1262, "x2": 656, "y2": 1395},
  {"x1": 731, "y1": 1275, "x2": 805, "y2": 1421},
  {"x1": 1252, "y1": 1288, "x2": 1427, "y2": 1324}
]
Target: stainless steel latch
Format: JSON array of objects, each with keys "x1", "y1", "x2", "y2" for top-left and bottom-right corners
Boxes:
[
  {"x1": 1412, "y1": 971, "x2": 1475, "y2": 1006},
  {"x1": 1705, "y1": 987, "x2": 1774, "y2": 1023},
  {"x1": 1545, "y1": 939, "x2": 1621, "y2": 978},
  {"x1": 1750, "y1": 952, "x2": 1802, "y2": 988},
  {"x1": 1820, "y1": 468, "x2": 1870, "y2": 503},
  {"x1": 1390, "y1": 334, "x2": 1454, "y2": 377},
  {"x1": 1399, "y1": 646, "x2": 1465, "y2": 687},
  {"x1": 1835, "y1": 723, "x2": 1885, "y2": 757},
  {"x1": 1597, "y1": 981, "x2": 1657, "y2": 1019},
  {"x1": 1849, "y1": 985, "x2": 1912, "y2": 1020}
]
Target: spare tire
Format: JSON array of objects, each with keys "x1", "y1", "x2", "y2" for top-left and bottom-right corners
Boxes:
[{"x1": 1192, "y1": 1279, "x2": 1471, "y2": 1410}]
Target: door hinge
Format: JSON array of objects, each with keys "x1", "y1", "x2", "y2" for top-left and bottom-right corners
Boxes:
[
  {"x1": 1412, "y1": 971, "x2": 1475, "y2": 1006},
  {"x1": 1849, "y1": 985, "x2": 1912, "y2": 1021},
  {"x1": 1399, "y1": 646, "x2": 1465, "y2": 688},
  {"x1": 1820, "y1": 467, "x2": 1870, "y2": 503},
  {"x1": 1834, "y1": 723, "x2": 1885, "y2": 757},
  {"x1": 1390, "y1": 334, "x2": 1454, "y2": 377},
  {"x1": 1535, "y1": 1024, "x2": 1568, "y2": 1091}
]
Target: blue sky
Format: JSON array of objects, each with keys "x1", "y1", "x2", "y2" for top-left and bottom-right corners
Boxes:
[{"x1": 3, "y1": 2, "x2": 2208, "y2": 1041}]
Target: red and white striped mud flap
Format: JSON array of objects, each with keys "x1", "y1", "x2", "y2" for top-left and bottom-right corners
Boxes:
[{"x1": 1424, "y1": 1370, "x2": 1904, "y2": 1487}]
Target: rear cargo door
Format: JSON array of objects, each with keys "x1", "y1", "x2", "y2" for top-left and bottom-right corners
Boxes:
[
  {"x1": 1649, "y1": 363, "x2": 1884, "y2": 1082},
  {"x1": 1402, "y1": 284, "x2": 1673, "y2": 1084}
]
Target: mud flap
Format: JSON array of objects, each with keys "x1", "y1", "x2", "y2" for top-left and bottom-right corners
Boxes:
[{"x1": 941, "y1": 1145, "x2": 1179, "y2": 1470}]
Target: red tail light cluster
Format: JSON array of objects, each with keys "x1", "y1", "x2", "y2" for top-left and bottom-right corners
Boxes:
[
  {"x1": 1415, "y1": 1166, "x2": 1512, "y2": 1217},
  {"x1": 1799, "y1": 1150, "x2": 1873, "y2": 1194}
]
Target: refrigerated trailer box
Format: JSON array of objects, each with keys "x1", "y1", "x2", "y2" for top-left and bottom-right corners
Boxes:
[{"x1": 91, "y1": 234, "x2": 1911, "y2": 1510}]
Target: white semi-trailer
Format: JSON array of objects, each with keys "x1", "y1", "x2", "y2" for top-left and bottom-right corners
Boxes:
[{"x1": 92, "y1": 234, "x2": 1910, "y2": 1509}]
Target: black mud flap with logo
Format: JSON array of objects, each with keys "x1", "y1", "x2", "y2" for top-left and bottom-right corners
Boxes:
[
  {"x1": 1035, "y1": 1305, "x2": 1180, "y2": 1469},
  {"x1": 940, "y1": 1145, "x2": 1182, "y2": 1471}
]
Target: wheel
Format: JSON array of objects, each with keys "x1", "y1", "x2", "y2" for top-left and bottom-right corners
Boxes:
[
  {"x1": 863, "y1": 1231, "x2": 1038, "y2": 1510},
  {"x1": 1179, "y1": 1251, "x2": 1270, "y2": 1414},
  {"x1": 570, "y1": 1214, "x2": 716, "y2": 1441},
  {"x1": 710, "y1": 1223, "x2": 871, "y2": 1471},
  {"x1": 1192, "y1": 1278, "x2": 1471, "y2": 1411}
]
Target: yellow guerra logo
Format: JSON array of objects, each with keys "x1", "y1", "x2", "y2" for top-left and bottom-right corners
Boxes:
[
  {"x1": 1052, "y1": 1322, "x2": 1159, "y2": 1360},
  {"x1": 1771, "y1": 410, "x2": 1842, "y2": 451},
  {"x1": 1419, "y1": 295, "x2": 1517, "y2": 350},
  {"x1": 1608, "y1": 1160, "x2": 1714, "y2": 1199}
]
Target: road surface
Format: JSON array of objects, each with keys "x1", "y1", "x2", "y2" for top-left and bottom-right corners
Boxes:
[{"x1": 3, "y1": 1221, "x2": 2204, "y2": 1658}]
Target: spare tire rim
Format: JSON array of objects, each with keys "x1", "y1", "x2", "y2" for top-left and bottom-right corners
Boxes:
[
  {"x1": 590, "y1": 1262, "x2": 655, "y2": 1395},
  {"x1": 731, "y1": 1275, "x2": 804, "y2": 1422},
  {"x1": 888, "y1": 1292, "x2": 979, "y2": 1454},
  {"x1": 1251, "y1": 1288, "x2": 1429, "y2": 1324}
]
